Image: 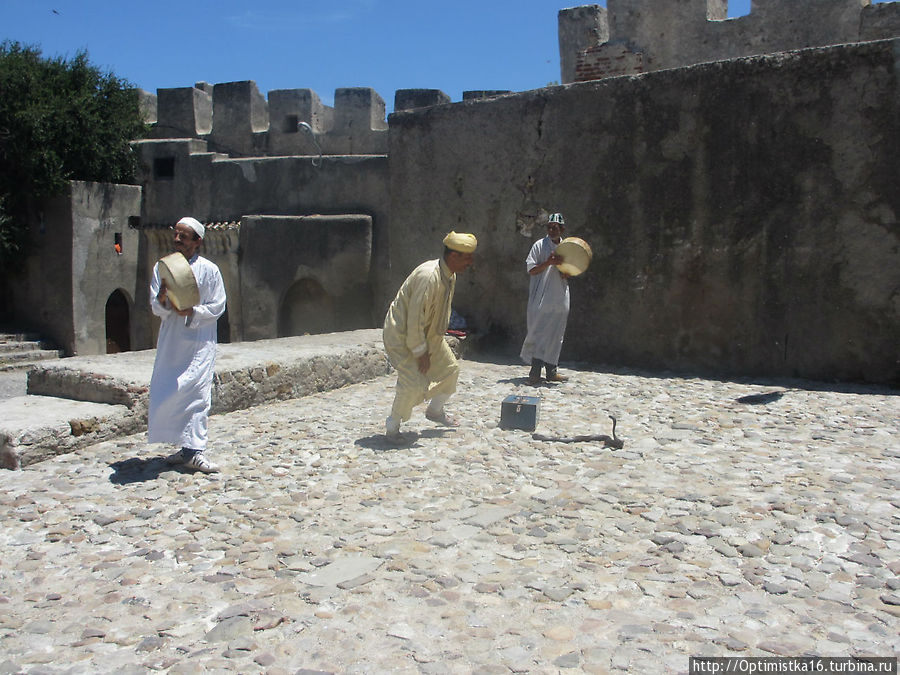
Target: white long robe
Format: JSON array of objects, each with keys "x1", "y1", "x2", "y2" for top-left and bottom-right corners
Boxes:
[
  {"x1": 383, "y1": 258, "x2": 458, "y2": 422},
  {"x1": 148, "y1": 254, "x2": 226, "y2": 450},
  {"x1": 520, "y1": 235, "x2": 570, "y2": 366}
]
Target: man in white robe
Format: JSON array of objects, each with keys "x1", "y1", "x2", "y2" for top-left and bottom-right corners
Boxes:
[
  {"x1": 149, "y1": 216, "x2": 227, "y2": 473},
  {"x1": 383, "y1": 231, "x2": 477, "y2": 439},
  {"x1": 520, "y1": 213, "x2": 570, "y2": 385}
]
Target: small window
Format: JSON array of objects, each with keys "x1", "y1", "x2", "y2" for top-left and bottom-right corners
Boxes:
[
  {"x1": 114, "y1": 232, "x2": 123, "y2": 255},
  {"x1": 284, "y1": 114, "x2": 299, "y2": 133},
  {"x1": 154, "y1": 157, "x2": 175, "y2": 179}
]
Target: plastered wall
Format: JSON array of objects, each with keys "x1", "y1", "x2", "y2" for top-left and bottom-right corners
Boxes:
[{"x1": 388, "y1": 38, "x2": 900, "y2": 384}]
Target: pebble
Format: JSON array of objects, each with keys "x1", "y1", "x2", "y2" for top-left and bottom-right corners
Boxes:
[{"x1": 0, "y1": 363, "x2": 897, "y2": 672}]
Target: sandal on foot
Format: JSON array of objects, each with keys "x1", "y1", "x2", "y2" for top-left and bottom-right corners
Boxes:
[{"x1": 425, "y1": 410, "x2": 460, "y2": 427}]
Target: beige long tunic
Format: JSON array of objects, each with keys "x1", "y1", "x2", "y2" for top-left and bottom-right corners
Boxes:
[{"x1": 382, "y1": 258, "x2": 459, "y2": 421}]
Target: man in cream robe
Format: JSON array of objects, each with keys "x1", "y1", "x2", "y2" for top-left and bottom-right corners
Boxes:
[
  {"x1": 383, "y1": 231, "x2": 477, "y2": 438},
  {"x1": 520, "y1": 213, "x2": 570, "y2": 385},
  {"x1": 149, "y1": 217, "x2": 227, "y2": 473}
]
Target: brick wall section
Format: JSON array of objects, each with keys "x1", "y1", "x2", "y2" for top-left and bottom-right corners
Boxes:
[{"x1": 575, "y1": 44, "x2": 644, "y2": 81}]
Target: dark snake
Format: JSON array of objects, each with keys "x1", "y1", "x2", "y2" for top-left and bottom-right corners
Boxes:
[{"x1": 532, "y1": 415, "x2": 624, "y2": 449}]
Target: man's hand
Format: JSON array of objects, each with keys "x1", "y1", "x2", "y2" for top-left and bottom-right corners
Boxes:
[
  {"x1": 174, "y1": 306, "x2": 195, "y2": 318},
  {"x1": 156, "y1": 279, "x2": 168, "y2": 306},
  {"x1": 417, "y1": 352, "x2": 431, "y2": 374}
]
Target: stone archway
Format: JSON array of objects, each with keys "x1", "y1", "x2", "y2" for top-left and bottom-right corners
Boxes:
[
  {"x1": 278, "y1": 278, "x2": 334, "y2": 337},
  {"x1": 218, "y1": 308, "x2": 231, "y2": 344},
  {"x1": 105, "y1": 289, "x2": 131, "y2": 353}
]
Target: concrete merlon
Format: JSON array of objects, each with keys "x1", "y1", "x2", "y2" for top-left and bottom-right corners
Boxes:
[
  {"x1": 462, "y1": 91, "x2": 513, "y2": 101},
  {"x1": 558, "y1": 4, "x2": 609, "y2": 83},
  {"x1": 394, "y1": 89, "x2": 451, "y2": 111},
  {"x1": 156, "y1": 86, "x2": 213, "y2": 136},
  {"x1": 268, "y1": 89, "x2": 334, "y2": 135},
  {"x1": 137, "y1": 89, "x2": 158, "y2": 124},
  {"x1": 211, "y1": 81, "x2": 270, "y2": 137},
  {"x1": 334, "y1": 88, "x2": 388, "y2": 131}
]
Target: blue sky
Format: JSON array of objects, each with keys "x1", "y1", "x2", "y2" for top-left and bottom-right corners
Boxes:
[{"x1": 2, "y1": 0, "x2": 879, "y2": 112}]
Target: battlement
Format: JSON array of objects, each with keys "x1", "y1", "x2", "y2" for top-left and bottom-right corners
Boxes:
[
  {"x1": 141, "y1": 80, "x2": 391, "y2": 157},
  {"x1": 137, "y1": 80, "x2": 531, "y2": 160},
  {"x1": 560, "y1": 0, "x2": 900, "y2": 83}
]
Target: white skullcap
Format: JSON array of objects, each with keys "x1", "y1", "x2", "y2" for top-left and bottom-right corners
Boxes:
[
  {"x1": 548, "y1": 213, "x2": 565, "y2": 225},
  {"x1": 177, "y1": 216, "x2": 205, "y2": 239},
  {"x1": 442, "y1": 231, "x2": 477, "y2": 253}
]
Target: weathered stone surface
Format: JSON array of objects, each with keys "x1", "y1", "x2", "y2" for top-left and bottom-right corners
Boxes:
[{"x1": 0, "y1": 361, "x2": 896, "y2": 672}]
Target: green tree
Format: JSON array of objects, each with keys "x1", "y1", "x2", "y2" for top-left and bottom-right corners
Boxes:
[{"x1": 0, "y1": 41, "x2": 148, "y2": 268}]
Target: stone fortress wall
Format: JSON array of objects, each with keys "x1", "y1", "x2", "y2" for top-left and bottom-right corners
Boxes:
[
  {"x1": 559, "y1": 0, "x2": 900, "y2": 82},
  {"x1": 8, "y1": 0, "x2": 899, "y2": 385}
]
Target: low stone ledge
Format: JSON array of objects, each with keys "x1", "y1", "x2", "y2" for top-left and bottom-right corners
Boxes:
[
  {"x1": 212, "y1": 343, "x2": 391, "y2": 413},
  {"x1": 9, "y1": 330, "x2": 392, "y2": 469},
  {"x1": 0, "y1": 396, "x2": 136, "y2": 470}
]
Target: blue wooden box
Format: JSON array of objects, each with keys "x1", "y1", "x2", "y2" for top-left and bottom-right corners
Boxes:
[{"x1": 500, "y1": 395, "x2": 541, "y2": 431}]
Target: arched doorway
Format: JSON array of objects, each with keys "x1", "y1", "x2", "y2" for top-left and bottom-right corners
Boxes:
[
  {"x1": 278, "y1": 278, "x2": 334, "y2": 337},
  {"x1": 218, "y1": 308, "x2": 231, "y2": 344},
  {"x1": 105, "y1": 289, "x2": 131, "y2": 353}
]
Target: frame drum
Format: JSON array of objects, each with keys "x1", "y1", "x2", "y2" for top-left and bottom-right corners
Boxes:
[
  {"x1": 555, "y1": 237, "x2": 593, "y2": 276},
  {"x1": 158, "y1": 253, "x2": 200, "y2": 311}
]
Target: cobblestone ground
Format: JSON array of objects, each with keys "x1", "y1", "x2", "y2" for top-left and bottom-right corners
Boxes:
[{"x1": 1, "y1": 361, "x2": 897, "y2": 674}]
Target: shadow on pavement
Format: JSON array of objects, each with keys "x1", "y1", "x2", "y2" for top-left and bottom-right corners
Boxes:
[
  {"x1": 108, "y1": 456, "x2": 173, "y2": 484},
  {"x1": 355, "y1": 432, "x2": 421, "y2": 451},
  {"x1": 495, "y1": 376, "x2": 536, "y2": 386}
]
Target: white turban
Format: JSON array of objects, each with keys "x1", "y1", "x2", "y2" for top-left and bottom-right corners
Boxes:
[
  {"x1": 177, "y1": 216, "x2": 205, "y2": 239},
  {"x1": 443, "y1": 231, "x2": 477, "y2": 253}
]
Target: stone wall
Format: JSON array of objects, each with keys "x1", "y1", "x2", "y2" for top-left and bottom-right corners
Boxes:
[
  {"x1": 9, "y1": 182, "x2": 143, "y2": 357},
  {"x1": 388, "y1": 38, "x2": 900, "y2": 384},
  {"x1": 131, "y1": 137, "x2": 390, "y2": 347},
  {"x1": 238, "y1": 215, "x2": 374, "y2": 341},
  {"x1": 562, "y1": 0, "x2": 900, "y2": 83}
]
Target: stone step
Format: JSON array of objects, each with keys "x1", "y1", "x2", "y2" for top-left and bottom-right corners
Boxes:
[
  {"x1": 0, "y1": 338, "x2": 44, "y2": 353},
  {"x1": 0, "y1": 349, "x2": 66, "y2": 372},
  {"x1": 0, "y1": 332, "x2": 40, "y2": 343},
  {"x1": 0, "y1": 332, "x2": 64, "y2": 371}
]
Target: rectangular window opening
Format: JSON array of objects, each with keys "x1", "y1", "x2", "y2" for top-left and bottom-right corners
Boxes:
[{"x1": 154, "y1": 157, "x2": 175, "y2": 179}]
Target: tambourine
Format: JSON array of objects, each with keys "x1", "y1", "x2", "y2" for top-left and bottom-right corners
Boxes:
[
  {"x1": 158, "y1": 253, "x2": 200, "y2": 310},
  {"x1": 555, "y1": 237, "x2": 593, "y2": 276}
]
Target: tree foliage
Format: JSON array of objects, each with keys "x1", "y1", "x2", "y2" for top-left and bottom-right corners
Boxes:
[{"x1": 0, "y1": 41, "x2": 148, "y2": 267}]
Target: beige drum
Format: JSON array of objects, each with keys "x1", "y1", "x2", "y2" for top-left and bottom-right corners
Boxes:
[
  {"x1": 157, "y1": 253, "x2": 200, "y2": 311},
  {"x1": 555, "y1": 237, "x2": 593, "y2": 276}
]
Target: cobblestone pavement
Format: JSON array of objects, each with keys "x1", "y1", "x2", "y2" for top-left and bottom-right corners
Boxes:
[{"x1": 1, "y1": 360, "x2": 897, "y2": 674}]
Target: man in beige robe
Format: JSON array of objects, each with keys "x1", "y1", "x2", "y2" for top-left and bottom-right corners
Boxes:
[{"x1": 383, "y1": 231, "x2": 477, "y2": 438}]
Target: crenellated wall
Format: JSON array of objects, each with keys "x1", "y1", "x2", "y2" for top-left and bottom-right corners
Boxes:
[
  {"x1": 561, "y1": 0, "x2": 900, "y2": 83},
  {"x1": 142, "y1": 81, "x2": 390, "y2": 157}
]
